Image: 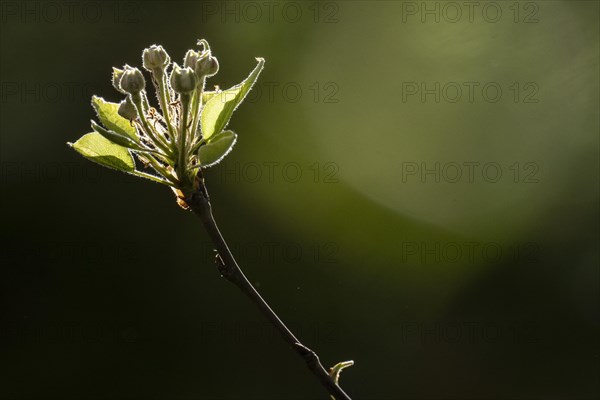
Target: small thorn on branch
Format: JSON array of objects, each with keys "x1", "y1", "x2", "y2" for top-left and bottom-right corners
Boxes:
[{"x1": 215, "y1": 252, "x2": 235, "y2": 281}]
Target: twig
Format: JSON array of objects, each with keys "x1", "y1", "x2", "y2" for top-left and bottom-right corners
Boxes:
[{"x1": 185, "y1": 185, "x2": 352, "y2": 400}]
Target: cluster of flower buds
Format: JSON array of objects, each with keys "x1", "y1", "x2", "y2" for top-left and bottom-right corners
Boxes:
[
  {"x1": 72, "y1": 38, "x2": 263, "y2": 199},
  {"x1": 104, "y1": 40, "x2": 223, "y2": 194}
]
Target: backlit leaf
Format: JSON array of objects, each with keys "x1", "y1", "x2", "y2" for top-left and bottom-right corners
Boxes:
[
  {"x1": 198, "y1": 130, "x2": 237, "y2": 167},
  {"x1": 69, "y1": 132, "x2": 135, "y2": 172},
  {"x1": 91, "y1": 96, "x2": 137, "y2": 140},
  {"x1": 200, "y1": 58, "x2": 264, "y2": 140}
]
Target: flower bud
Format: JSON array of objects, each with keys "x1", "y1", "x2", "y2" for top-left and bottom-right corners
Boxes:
[
  {"x1": 194, "y1": 54, "x2": 219, "y2": 78},
  {"x1": 142, "y1": 45, "x2": 170, "y2": 72},
  {"x1": 170, "y1": 63, "x2": 197, "y2": 94},
  {"x1": 112, "y1": 67, "x2": 126, "y2": 94},
  {"x1": 119, "y1": 67, "x2": 146, "y2": 94},
  {"x1": 118, "y1": 97, "x2": 138, "y2": 120},
  {"x1": 183, "y1": 50, "x2": 201, "y2": 69}
]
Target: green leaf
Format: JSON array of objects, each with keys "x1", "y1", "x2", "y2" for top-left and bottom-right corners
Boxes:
[
  {"x1": 198, "y1": 130, "x2": 237, "y2": 167},
  {"x1": 201, "y1": 58, "x2": 264, "y2": 141},
  {"x1": 69, "y1": 132, "x2": 135, "y2": 172},
  {"x1": 91, "y1": 96, "x2": 137, "y2": 140},
  {"x1": 91, "y1": 120, "x2": 143, "y2": 151}
]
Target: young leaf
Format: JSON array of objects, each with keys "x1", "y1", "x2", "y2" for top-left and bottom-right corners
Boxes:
[
  {"x1": 69, "y1": 132, "x2": 135, "y2": 172},
  {"x1": 198, "y1": 130, "x2": 237, "y2": 167},
  {"x1": 91, "y1": 120, "x2": 144, "y2": 151},
  {"x1": 329, "y1": 361, "x2": 354, "y2": 400},
  {"x1": 201, "y1": 58, "x2": 264, "y2": 141},
  {"x1": 91, "y1": 96, "x2": 137, "y2": 140}
]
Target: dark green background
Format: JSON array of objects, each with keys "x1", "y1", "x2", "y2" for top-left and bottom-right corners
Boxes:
[{"x1": 1, "y1": 1, "x2": 598, "y2": 399}]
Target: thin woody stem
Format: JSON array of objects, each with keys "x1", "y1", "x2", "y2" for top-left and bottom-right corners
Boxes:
[{"x1": 185, "y1": 184, "x2": 352, "y2": 400}]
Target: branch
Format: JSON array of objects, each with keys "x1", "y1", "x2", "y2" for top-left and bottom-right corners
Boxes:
[{"x1": 185, "y1": 187, "x2": 352, "y2": 400}]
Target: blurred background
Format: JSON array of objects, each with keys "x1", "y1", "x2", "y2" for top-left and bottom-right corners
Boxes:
[{"x1": 0, "y1": 1, "x2": 598, "y2": 399}]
